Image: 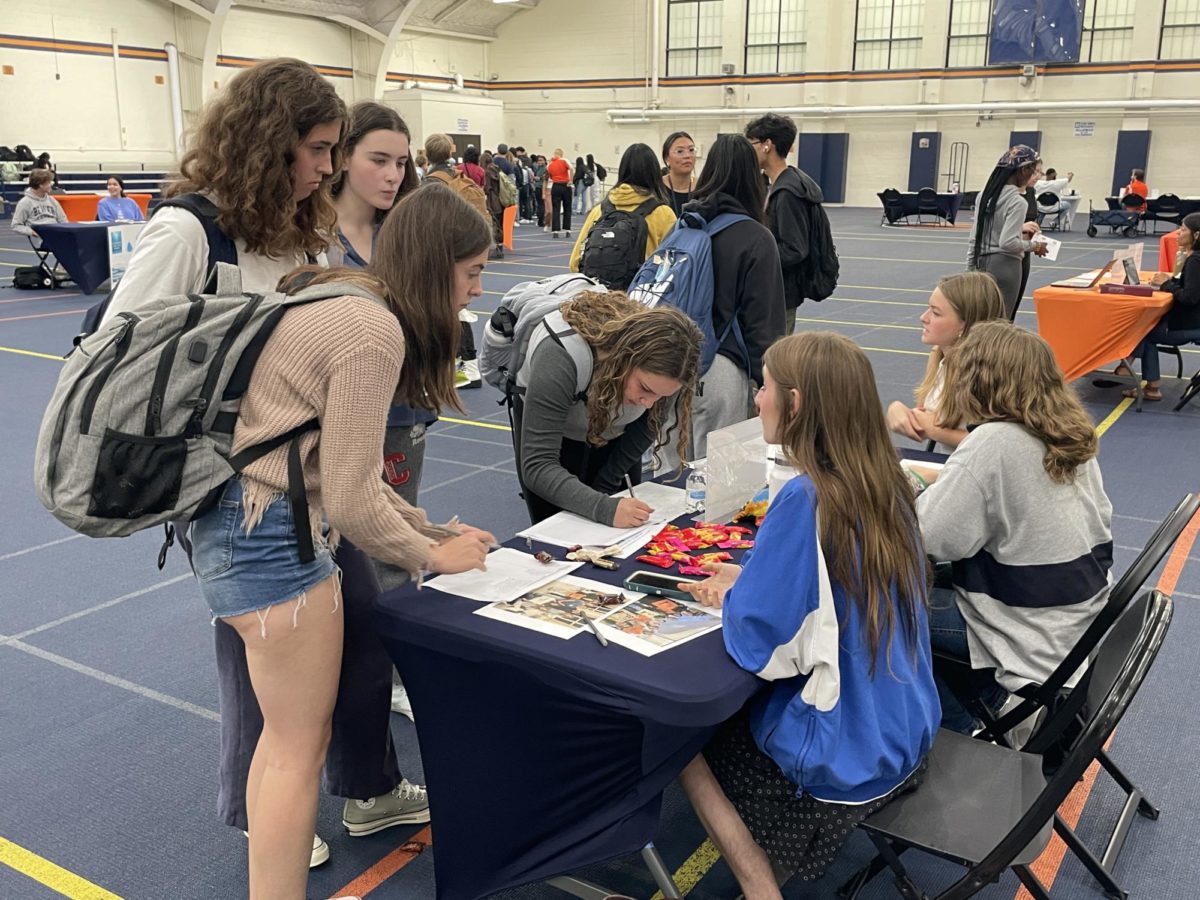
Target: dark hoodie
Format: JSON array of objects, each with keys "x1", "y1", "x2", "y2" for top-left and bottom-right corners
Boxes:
[
  {"x1": 685, "y1": 191, "x2": 786, "y2": 385},
  {"x1": 767, "y1": 166, "x2": 825, "y2": 310}
]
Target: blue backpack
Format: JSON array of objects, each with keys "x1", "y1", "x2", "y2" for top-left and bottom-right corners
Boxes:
[{"x1": 626, "y1": 209, "x2": 750, "y2": 375}]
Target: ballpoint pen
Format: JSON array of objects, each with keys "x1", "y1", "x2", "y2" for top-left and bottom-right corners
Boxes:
[
  {"x1": 584, "y1": 614, "x2": 609, "y2": 647},
  {"x1": 624, "y1": 474, "x2": 636, "y2": 499}
]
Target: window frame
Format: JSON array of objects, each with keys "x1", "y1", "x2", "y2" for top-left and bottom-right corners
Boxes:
[
  {"x1": 666, "y1": 0, "x2": 725, "y2": 77},
  {"x1": 853, "y1": 0, "x2": 925, "y2": 72},
  {"x1": 743, "y1": 0, "x2": 808, "y2": 75},
  {"x1": 945, "y1": 0, "x2": 991, "y2": 68},
  {"x1": 1159, "y1": 0, "x2": 1200, "y2": 59},
  {"x1": 1080, "y1": 0, "x2": 1135, "y2": 63}
]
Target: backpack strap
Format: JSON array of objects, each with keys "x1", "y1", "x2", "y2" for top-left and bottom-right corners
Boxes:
[
  {"x1": 703, "y1": 212, "x2": 754, "y2": 378},
  {"x1": 631, "y1": 197, "x2": 665, "y2": 218},
  {"x1": 155, "y1": 193, "x2": 239, "y2": 294},
  {"x1": 535, "y1": 310, "x2": 593, "y2": 401}
]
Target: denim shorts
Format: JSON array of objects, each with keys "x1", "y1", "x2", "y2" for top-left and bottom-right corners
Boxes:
[{"x1": 190, "y1": 477, "x2": 336, "y2": 620}]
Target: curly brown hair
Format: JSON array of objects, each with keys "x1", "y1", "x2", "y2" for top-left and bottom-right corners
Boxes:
[
  {"x1": 560, "y1": 292, "x2": 701, "y2": 469},
  {"x1": 937, "y1": 321, "x2": 1097, "y2": 483},
  {"x1": 165, "y1": 58, "x2": 345, "y2": 258}
]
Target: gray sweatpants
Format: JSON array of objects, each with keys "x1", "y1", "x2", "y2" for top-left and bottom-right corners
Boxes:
[
  {"x1": 691, "y1": 354, "x2": 755, "y2": 459},
  {"x1": 977, "y1": 253, "x2": 1025, "y2": 321}
]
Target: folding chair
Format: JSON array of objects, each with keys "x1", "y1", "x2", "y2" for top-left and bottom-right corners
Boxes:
[
  {"x1": 881, "y1": 188, "x2": 908, "y2": 226},
  {"x1": 841, "y1": 590, "x2": 1173, "y2": 900},
  {"x1": 915, "y1": 187, "x2": 940, "y2": 225},
  {"x1": 1035, "y1": 192, "x2": 1062, "y2": 231},
  {"x1": 25, "y1": 234, "x2": 70, "y2": 289}
]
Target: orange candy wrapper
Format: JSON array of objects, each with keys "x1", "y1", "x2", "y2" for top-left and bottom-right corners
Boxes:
[{"x1": 636, "y1": 524, "x2": 753, "y2": 574}]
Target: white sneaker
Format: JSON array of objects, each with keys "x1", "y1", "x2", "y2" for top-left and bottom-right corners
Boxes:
[
  {"x1": 240, "y1": 831, "x2": 329, "y2": 868},
  {"x1": 391, "y1": 683, "x2": 415, "y2": 721}
]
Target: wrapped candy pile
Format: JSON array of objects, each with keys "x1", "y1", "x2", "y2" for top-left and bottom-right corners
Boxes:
[{"x1": 635, "y1": 522, "x2": 755, "y2": 576}]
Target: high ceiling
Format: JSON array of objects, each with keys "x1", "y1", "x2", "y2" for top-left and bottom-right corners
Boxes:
[{"x1": 231, "y1": 0, "x2": 540, "y2": 39}]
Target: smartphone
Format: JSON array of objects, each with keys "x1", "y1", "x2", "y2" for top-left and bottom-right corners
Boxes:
[{"x1": 623, "y1": 570, "x2": 700, "y2": 603}]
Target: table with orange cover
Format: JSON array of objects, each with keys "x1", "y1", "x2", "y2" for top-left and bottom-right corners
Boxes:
[
  {"x1": 54, "y1": 192, "x2": 152, "y2": 222},
  {"x1": 1034, "y1": 272, "x2": 1172, "y2": 383},
  {"x1": 1160, "y1": 231, "x2": 1180, "y2": 275}
]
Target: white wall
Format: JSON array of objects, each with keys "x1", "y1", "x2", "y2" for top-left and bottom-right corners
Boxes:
[{"x1": 382, "y1": 89, "x2": 505, "y2": 151}]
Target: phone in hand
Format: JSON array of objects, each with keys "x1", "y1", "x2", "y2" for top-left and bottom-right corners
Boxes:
[{"x1": 623, "y1": 570, "x2": 700, "y2": 603}]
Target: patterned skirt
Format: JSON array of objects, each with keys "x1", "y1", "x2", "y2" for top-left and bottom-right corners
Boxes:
[{"x1": 704, "y1": 712, "x2": 925, "y2": 882}]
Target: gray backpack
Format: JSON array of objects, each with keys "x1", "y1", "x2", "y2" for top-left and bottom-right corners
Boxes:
[
  {"x1": 33, "y1": 265, "x2": 384, "y2": 565},
  {"x1": 479, "y1": 272, "x2": 600, "y2": 400}
]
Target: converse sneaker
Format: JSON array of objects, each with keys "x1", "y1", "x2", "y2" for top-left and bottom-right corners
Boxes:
[
  {"x1": 241, "y1": 831, "x2": 328, "y2": 867},
  {"x1": 343, "y1": 779, "x2": 431, "y2": 836},
  {"x1": 390, "y1": 683, "x2": 415, "y2": 722}
]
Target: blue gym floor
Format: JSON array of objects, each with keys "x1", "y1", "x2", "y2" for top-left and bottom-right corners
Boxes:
[{"x1": 1, "y1": 209, "x2": 1198, "y2": 899}]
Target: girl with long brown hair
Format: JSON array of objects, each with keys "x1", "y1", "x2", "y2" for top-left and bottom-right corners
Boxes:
[
  {"x1": 187, "y1": 185, "x2": 495, "y2": 898},
  {"x1": 677, "y1": 331, "x2": 938, "y2": 895},
  {"x1": 886, "y1": 270, "x2": 1005, "y2": 448},
  {"x1": 918, "y1": 321, "x2": 1113, "y2": 737},
  {"x1": 513, "y1": 291, "x2": 702, "y2": 527}
]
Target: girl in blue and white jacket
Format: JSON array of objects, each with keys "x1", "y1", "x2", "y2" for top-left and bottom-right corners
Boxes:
[{"x1": 679, "y1": 331, "x2": 940, "y2": 894}]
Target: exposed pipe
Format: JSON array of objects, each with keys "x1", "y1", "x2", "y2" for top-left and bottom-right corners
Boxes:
[
  {"x1": 164, "y1": 42, "x2": 185, "y2": 157},
  {"x1": 650, "y1": 0, "x2": 660, "y2": 108},
  {"x1": 607, "y1": 98, "x2": 1200, "y2": 123},
  {"x1": 111, "y1": 30, "x2": 127, "y2": 151}
]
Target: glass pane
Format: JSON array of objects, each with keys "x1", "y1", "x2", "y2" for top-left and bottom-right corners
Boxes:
[
  {"x1": 780, "y1": 4, "x2": 806, "y2": 41},
  {"x1": 857, "y1": 0, "x2": 891, "y2": 40},
  {"x1": 890, "y1": 37, "x2": 922, "y2": 67},
  {"x1": 947, "y1": 34, "x2": 987, "y2": 66},
  {"x1": 778, "y1": 42, "x2": 807, "y2": 71},
  {"x1": 697, "y1": 47, "x2": 723, "y2": 74},
  {"x1": 747, "y1": 0, "x2": 779, "y2": 43},
  {"x1": 699, "y1": 1, "x2": 724, "y2": 45},
  {"x1": 668, "y1": 48, "x2": 697, "y2": 75},
  {"x1": 1161, "y1": 24, "x2": 1200, "y2": 57},
  {"x1": 1088, "y1": 28, "x2": 1132, "y2": 61},
  {"x1": 746, "y1": 44, "x2": 777, "y2": 73},
  {"x1": 892, "y1": 0, "x2": 925, "y2": 39},
  {"x1": 855, "y1": 38, "x2": 890, "y2": 68},
  {"x1": 1164, "y1": 0, "x2": 1200, "y2": 26},
  {"x1": 668, "y1": 4, "x2": 698, "y2": 48},
  {"x1": 950, "y1": 0, "x2": 990, "y2": 35}
]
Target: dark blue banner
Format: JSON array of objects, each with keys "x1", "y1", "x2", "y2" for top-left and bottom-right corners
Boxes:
[{"x1": 989, "y1": 0, "x2": 1084, "y2": 65}]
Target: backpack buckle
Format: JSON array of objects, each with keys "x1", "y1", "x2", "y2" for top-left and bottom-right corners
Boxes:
[{"x1": 157, "y1": 523, "x2": 175, "y2": 570}]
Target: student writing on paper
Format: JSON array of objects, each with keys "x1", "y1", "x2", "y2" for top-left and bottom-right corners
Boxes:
[
  {"x1": 915, "y1": 323, "x2": 1112, "y2": 740},
  {"x1": 886, "y1": 271, "x2": 1005, "y2": 450},
  {"x1": 514, "y1": 291, "x2": 702, "y2": 527},
  {"x1": 677, "y1": 332, "x2": 939, "y2": 895}
]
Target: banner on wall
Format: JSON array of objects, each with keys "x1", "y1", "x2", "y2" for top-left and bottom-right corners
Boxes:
[
  {"x1": 1074, "y1": 121, "x2": 1095, "y2": 137},
  {"x1": 108, "y1": 223, "x2": 146, "y2": 287}
]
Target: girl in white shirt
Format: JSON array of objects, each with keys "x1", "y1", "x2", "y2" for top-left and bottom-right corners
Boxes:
[{"x1": 887, "y1": 271, "x2": 1005, "y2": 449}]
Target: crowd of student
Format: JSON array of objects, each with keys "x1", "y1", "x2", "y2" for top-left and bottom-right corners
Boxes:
[{"x1": 54, "y1": 56, "x2": 1169, "y2": 900}]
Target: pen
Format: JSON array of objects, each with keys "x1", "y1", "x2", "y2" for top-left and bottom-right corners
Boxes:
[
  {"x1": 624, "y1": 474, "x2": 636, "y2": 499},
  {"x1": 584, "y1": 614, "x2": 609, "y2": 647}
]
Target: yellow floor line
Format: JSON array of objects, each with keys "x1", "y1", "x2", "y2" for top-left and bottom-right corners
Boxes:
[
  {"x1": 0, "y1": 836, "x2": 123, "y2": 900},
  {"x1": 0, "y1": 345, "x2": 64, "y2": 361},
  {"x1": 438, "y1": 415, "x2": 511, "y2": 432},
  {"x1": 651, "y1": 838, "x2": 721, "y2": 900},
  {"x1": 1095, "y1": 393, "x2": 1136, "y2": 437}
]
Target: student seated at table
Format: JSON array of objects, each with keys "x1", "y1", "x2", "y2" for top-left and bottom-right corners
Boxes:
[
  {"x1": 96, "y1": 176, "x2": 145, "y2": 222},
  {"x1": 514, "y1": 291, "x2": 702, "y2": 527},
  {"x1": 886, "y1": 271, "x2": 1005, "y2": 449},
  {"x1": 1124, "y1": 212, "x2": 1200, "y2": 401},
  {"x1": 11, "y1": 169, "x2": 66, "y2": 238},
  {"x1": 676, "y1": 332, "x2": 939, "y2": 896},
  {"x1": 916, "y1": 322, "x2": 1113, "y2": 736},
  {"x1": 1120, "y1": 168, "x2": 1149, "y2": 213}
]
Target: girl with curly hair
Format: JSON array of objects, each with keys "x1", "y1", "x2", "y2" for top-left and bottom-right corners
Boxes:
[
  {"x1": 513, "y1": 291, "x2": 702, "y2": 527},
  {"x1": 101, "y1": 60, "x2": 435, "y2": 884},
  {"x1": 916, "y1": 321, "x2": 1113, "y2": 737}
]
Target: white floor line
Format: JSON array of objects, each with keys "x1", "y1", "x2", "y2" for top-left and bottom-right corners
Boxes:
[
  {"x1": 5, "y1": 573, "x2": 192, "y2": 642},
  {"x1": 0, "y1": 533, "x2": 86, "y2": 562},
  {"x1": 0, "y1": 638, "x2": 220, "y2": 721},
  {"x1": 428, "y1": 429, "x2": 512, "y2": 448},
  {"x1": 425, "y1": 455, "x2": 510, "y2": 471},
  {"x1": 422, "y1": 461, "x2": 518, "y2": 493}
]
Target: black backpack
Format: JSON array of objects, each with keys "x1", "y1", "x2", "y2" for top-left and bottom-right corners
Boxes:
[
  {"x1": 14, "y1": 144, "x2": 35, "y2": 163},
  {"x1": 802, "y1": 201, "x2": 839, "y2": 302},
  {"x1": 579, "y1": 197, "x2": 663, "y2": 291}
]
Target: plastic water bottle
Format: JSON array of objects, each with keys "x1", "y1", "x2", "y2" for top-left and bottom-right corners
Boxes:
[{"x1": 685, "y1": 468, "x2": 706, "y2": 515}]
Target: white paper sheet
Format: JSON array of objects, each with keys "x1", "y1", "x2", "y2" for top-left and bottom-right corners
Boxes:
[
  {"x1": 515, "y1": 484, "x2": 689, "y2": 556},
  {"x1": 1033, "y1": 234, "x2": 1061, "y2": 261},
  {"x1": 473, "y1": 575, "x2": 637, "y2": 639},
  {"x1": 594, "y1": 595, "x2": 722, "y2": 656},
  {"x1": 423, "y1": 548, "x2": 581, "y2": 603}
]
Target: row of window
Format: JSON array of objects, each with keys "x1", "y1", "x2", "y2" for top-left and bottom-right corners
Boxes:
[{"x1": 667, "y1": 0, "x2": 1200, "y2": 76}]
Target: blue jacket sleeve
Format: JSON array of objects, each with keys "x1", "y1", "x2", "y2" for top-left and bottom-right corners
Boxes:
[{"x1": 723, "y1": 479, "x2": 842, "y2": 710}]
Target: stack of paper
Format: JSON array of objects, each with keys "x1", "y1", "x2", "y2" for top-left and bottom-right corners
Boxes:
[
  {"x1": 423, "y1": 548, "x2": 581, "y2": 603},
  {"x1": 516, "y1": 483, "x2": 690, "y2": 558}
]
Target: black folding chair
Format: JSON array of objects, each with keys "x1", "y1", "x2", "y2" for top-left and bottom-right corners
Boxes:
[
  {"x1": 23, "y1": 234, "x2": 70, "y2": 289},
  {"x1": 915, "y1": 187, "x2": 940, "y2": 225},
  {"x1": 1147, "y1": 193, "x2": 1183, "y2": 234},
  {"x1": 841, "y1": 589, "x2": 1173, "y2": 900},
  {"x1": 881, "y1": 188, "x2": 908, "y2": 226},
  {"x1": 1035, "y1": 192, "x2": 1062, "y2": 231}
]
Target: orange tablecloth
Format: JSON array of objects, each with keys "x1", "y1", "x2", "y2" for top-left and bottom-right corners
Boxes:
[
  {"x1": 54, "y1": 192, "x2": 152, "y2": 222},
  {"x1": 1160, "y1": 231, "x2": 1179, "y2": 274},
  {"x1": 1034, "y1": 272, "x2": 1172, "y2": 382}
]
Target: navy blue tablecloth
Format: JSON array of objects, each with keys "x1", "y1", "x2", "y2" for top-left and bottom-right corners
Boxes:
[
  {"x1": 32, "y1": 222, "x2": 112, "y2": 294},
  {"x1": 879, "y1": 191, "x2": 962, "y2": 225},
  {"x1": 374, "y1": 527, "x2": 760, "y2": 900}
]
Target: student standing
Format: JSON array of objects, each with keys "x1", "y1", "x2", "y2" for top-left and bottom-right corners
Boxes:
[
  {"x1": 683, "y1": 133, "x2": 786, "y2": 458},
  {"x1": 745, "y1": 113, "x2": 829, "y2": 335},
  {"x1": 100, "y1": 59, "x2": 430, "y2": 872},
  {"x1": 917, "y1": 322, "x2": 1113, "y2": 735},
  {"x1": 661, "y1": 131, "x2": 696, "y2": 217},
  {"x1": 886, "y1": 271, "x2": 1005, "y2": 449},
  {"x1": 96, "y1": 176, "x2": 145, "y2": 222},
  {"x1": 678, "y1": 332, "x2": 938, "y2": 896},
  {"x1": 513, "y1": 292, "x2": 701, "y2": 526},
  {"x1": 967, "y1": 145, "x2": 1048, "y2": 320},
  {"x1": 547, "y1": 147, "x2": 573, "y2": 237}
]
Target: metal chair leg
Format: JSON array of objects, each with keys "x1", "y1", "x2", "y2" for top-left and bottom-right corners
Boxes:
[
  {"x1": 641, "y1": 843, "x2": 683, "y2": 899},
  {"x1": 1053, "y1": 815, "x2": 1128, "y2": 900},
  {"x1": 1098, "y1": 749, "x2": 1159, "y2": 819},
  {"x1": 1013, "y1": 864, "x2": 1054, "y2": 900}
]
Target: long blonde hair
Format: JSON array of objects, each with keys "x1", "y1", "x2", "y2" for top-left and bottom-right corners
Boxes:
[
  {"x1": 560, "y1": 292, "x2": 701, "y2": 468},
  {"x1": 938, "y1": 322, "x2": 1097, "y2": 483},
  {"x1": 764, "y1": 332, "x2": 927, "y2": 673},
  {"x1": 915, "y1": 271, "x2": 1006, "y2": 405}
]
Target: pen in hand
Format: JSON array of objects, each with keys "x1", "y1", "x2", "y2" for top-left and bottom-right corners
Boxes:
[{"x1": 624, "y1": 474, "x2": 636, "y2": 499}]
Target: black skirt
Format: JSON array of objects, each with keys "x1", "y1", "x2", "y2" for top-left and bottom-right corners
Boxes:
[{"x1": 704, "y1": 711, "x2": 925, "y2": 882}]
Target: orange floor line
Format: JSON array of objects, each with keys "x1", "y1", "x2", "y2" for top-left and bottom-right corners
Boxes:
[
  {"x1": 1013, "y1": 500, "x2": 1200, "y2": 897},
  {"x1": 332, "y1": 826, "x2": 432, "y2": 897}
]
